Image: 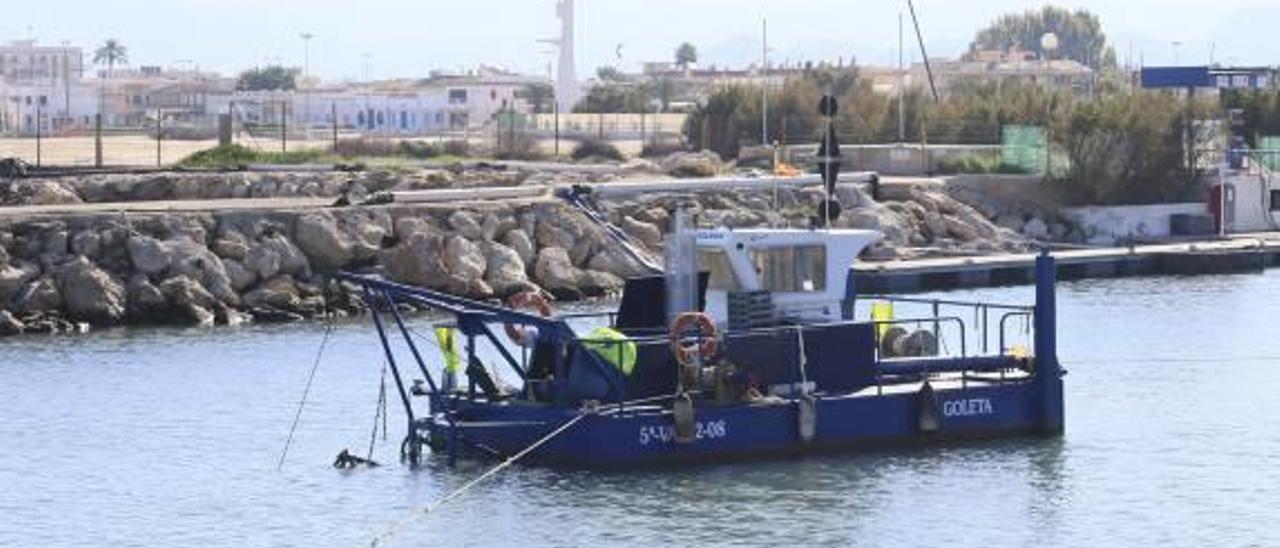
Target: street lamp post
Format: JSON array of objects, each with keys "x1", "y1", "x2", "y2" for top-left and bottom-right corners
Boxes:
[
  {"x1": 1040, "y1": 32, "x2": 1059, "y2": 177},
  {"x1": 300, "y1": 32, "x2": 314, "y2": 133}
]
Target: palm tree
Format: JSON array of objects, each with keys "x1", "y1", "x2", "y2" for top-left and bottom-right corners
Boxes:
[
  {"x1": 675, "y1": 43, "x2": 698, "y2": 71},
  {"x1": 93, "y1": 39, "x2": 128, "y2": 78}
]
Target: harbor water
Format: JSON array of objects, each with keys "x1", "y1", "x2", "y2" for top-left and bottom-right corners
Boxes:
[{"x1": 3, "y1": 271, "x2": 1280, "y2": 547}]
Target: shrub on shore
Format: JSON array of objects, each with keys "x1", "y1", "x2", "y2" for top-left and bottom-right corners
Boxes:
[
  {"x1": 178, "y1": 144, "x2": 333, "y2": 168},
  {"x1": 571, "y1": 139, "x2": 625, "y2": 162}
]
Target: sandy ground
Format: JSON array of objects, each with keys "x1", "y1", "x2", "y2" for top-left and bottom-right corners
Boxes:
[
  {"x1": 0, "y1": 136, "x2": 339, "y2": 167},
  {"x1": 0, "y1": 135, "x2": 656, "y2": 166}
]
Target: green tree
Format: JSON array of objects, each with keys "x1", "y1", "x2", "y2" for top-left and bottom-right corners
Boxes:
[
  {"x1": 1222, "y1": 89, "x2": 1280, "y2": 147},
  {"x1": 93, "y1": 39, "x2": 128, "y2": 78},
  {"x1": 520, "y1": 82, "x2": 555, "y2": 114},
  {"x1": 1056, "y1": 91, "x2": 1213, "y2": 204},
  {"x1": 573, "y1": 84, "x2": 650, "y2": 113},
  {"x1": 968, "y1": 6, "x2": 1116, "y2": 69},
  {"x1": 596, "y1": 66, "x2": 626, "y2": 82},
  {"x1": 675, "y1": 43, "x2": 698, "y2": 70},
  {"x1": 237, "y1": 66, "x2": 300, "y2": 91}
]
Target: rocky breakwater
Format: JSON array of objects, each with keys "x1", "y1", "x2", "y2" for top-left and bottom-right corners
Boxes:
[
  {"x1": 0, "y1": 201, "x2": 652, "y2": 337},
  {"x1": 598, "y1": 182, "x2": 1033, "y2": 261},
  {"x1": 0, "y1": 163, "x2": 664, "y2": 207}
]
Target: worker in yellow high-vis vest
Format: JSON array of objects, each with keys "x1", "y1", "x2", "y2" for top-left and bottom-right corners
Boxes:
[{"x1": 435, "y1": 327, "x2": 463, "y2": 392}]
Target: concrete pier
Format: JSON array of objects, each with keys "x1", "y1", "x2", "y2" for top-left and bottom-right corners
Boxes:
[{"x1": 855, "y1": 237, "x2": 1280, "y2": 293}]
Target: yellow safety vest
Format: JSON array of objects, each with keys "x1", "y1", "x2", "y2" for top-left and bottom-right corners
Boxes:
[
  {"x1": 435, "y1": 327, "x2": 463, "y2": 375},
  {"x1": 582, "y1": 327, "x2": 638, "y2": 376}
]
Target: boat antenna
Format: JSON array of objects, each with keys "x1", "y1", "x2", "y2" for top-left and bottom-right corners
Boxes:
[{"x1": 906, "y1": 0, "x2": 939, "y2": 103}]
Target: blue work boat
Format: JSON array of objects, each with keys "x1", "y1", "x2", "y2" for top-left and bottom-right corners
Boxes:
[{"x1": 339, "y1": 224, "x2": 1065, "y2": 469}]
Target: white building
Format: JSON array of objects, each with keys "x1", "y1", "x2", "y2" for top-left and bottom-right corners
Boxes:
[
  {"x1": 0, "y1": 40, "x2": 95, "y2": 133},
  {"x1": 208, "y1": 68, "x2": 540, "y2": 135},
  {"x1": 0, "y1": 40, "x2": 84, "y2": 82}
]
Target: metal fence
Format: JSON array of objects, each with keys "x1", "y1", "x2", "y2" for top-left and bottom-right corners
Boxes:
[{"x1": 0, "y1": 90, "x2": 694, "y2": 167}]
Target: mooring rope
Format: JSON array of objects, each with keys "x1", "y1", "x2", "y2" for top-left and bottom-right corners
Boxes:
[
  {"x1": 366, "y1": 360, "x2": 389, "y2": 461},
  {"x1": 276, "y1": 318, "x2": 336, "y2": 472},
  {"x1": 368, "y1": 411, "x2": 591, "y2": 548},
  {"x1": 365, "y1": 392, "x2": 679, "y2": 547}
]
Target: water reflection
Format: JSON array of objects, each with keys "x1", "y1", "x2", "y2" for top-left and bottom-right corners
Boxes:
[{"x1": 5, "y1": 271, "x2": 1280, "y2": 547}]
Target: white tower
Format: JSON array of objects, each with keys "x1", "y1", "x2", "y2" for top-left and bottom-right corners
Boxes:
[{"x1": 553, "y1": 0, "x2": 580, "y2": 112}]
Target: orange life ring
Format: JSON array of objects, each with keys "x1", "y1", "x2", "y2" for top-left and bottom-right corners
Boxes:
[
  {"x1": 670, "y1": 312, "x2": 719, "y2": 365},
  {"x1": 504, "y1": 291, "x2": 554, "y2": 345}
]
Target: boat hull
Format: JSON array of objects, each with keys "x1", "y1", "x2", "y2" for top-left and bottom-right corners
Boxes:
[{"x1": 433, "y1": 378, "x2": 1059, "y2": 468}]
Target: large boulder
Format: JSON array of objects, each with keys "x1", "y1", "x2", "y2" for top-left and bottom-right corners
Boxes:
[
  {"x1": 483, "y1": 242, "x2": 534, "y2": 297},
  {"x1": 533, "y1": 247, "x2": 582, "y2": 300},
  {"x1": 444, "y1": 235, "x2": 486, "y2": 283},
  {"x1": 0, "y1": 261, "x2": 40, "y2": 303},
  {"x1": 127, "y1": 235, "x2": 171, "y2": 276},
  {"x1": 378, "y1": 230, "x2": 449, "y2": 289},
  {"x1": 577, "y1": 270, "x2": 624, "y2": 297},
  {"x1": 1022, "y1": 218, "x2": 1051, "y2": 240},
  {"x1": 14, "y1": 277, "x2": 62, "y2": 313},
  {"x1": 447, "y1": 210, "x2": 484, "y2": 240},
  {"x1": 166, "y1": 238, "x2": 238, "y2": 306},
  {"x1": 661, "y1": 150, "x2": 722, "y2": 178},
  {"x1": 55, "y1": 257, "x2": 126, "y2": 324},
  {"x1": 223, "y1": 259, "x2": 257, "y2": 292},
  {"x1": 126, "y1": 274, "x2": 168, "y2": 319},
  {"x1": 70, "y1": 231, "x2": 102, "y2": 258},
  {"x1": 243, "y1": 275, "x2": 303, "y2": 311},
  {"x1": 621, "y1": 216, "x2": 662, "y2": 249},
  {"x1": 586, "y1": 246, "x2": 652, "y2": 279},
  {"x1": 351, "y1": 221, "x2": 387, "y2": 262},
  {"x1": 27, "y1": 181, "x2": 83, "y2": 205},
  {"x1": 0, "y1": 309, "x2": 23, "y2": 336},
  {"x1": 295, "y1": 212, "x2": 354, "y2": 270},
  {"x1": 159, "y1": 276, "x2": 218, "y2": 326},
  {"x1": 211, "y1": 231, "x2": 250, "y2": 261},
  {"x1": 481, "y1": 212, "x2": 517, "y2": 242},
  {"x1": 502, "y1": 229, "x2": 536, "y2": 265},
  {"x1": 245, "y1": 231, "x2": 310, "y2": 280}
]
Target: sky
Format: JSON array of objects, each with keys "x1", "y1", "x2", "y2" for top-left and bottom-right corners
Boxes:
[{"x1": 1, "y1": 0, "x2": 1277, "y2": 80}]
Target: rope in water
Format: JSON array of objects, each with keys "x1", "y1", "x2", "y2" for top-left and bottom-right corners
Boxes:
[
  {"x1": 365, "y1": 393, "x2": 679, "y2": 547},
  {"x1": 366, "y1": 361, "x2": 389, "y2": 461},
  {"x1": 369, "y1": 411, "x2": 591, "y2": 548},
  {"x1": 276, "y1": 318, "x2": 336, "y2": 472}
]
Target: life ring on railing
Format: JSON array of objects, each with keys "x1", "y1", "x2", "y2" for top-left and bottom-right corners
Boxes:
[
  {"x1": 670, "y1": 312, "x2": 719, "y2": 366},
  {"x1": 504, "y1": 291, "x2": 554, "y2": 346}
]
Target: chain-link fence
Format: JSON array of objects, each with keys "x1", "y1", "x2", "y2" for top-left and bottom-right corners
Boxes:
[{"x1": 0, "y1": 91, "x2": 697, "y2": 167}]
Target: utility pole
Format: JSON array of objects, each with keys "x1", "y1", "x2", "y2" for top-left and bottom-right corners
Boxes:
[
  {"x1": 35, "y1": 106, "x2": 42, "y2": 167},
  {"x1": 331, "y1": 101, "x2": 339, "y2": 150},
  {"x1": 761, "y1": 16, "x2": 769, "y2": 146},
  {"x1": 898, "y1": 11, "x2": 906, "y2": 143},
  {"x1": 156, "y1": 108, "x2": 163, "y2": 167},
  {"x1": 300, "y1": 32, "x2": 314, "y2": 136},
  {"x1": 61, "y1": 40, "x2": 71, "y2": 131},
  {"x1": 281, "y1": 100, "x2": 288, "y2": 153}
]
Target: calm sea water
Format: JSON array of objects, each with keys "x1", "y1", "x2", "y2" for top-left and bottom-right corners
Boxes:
[{"x1": 3, "y1": 272, "x2": 1280, "y2": 548}]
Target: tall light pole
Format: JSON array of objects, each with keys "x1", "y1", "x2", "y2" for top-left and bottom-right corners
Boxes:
[
  {"x1": 60, "y1": 40, "x2": 71, "y2": 130},
  {"x1": 898, "y1": 10, "x2": 905, "y2": 143},
  {"x1": 761, "y1": 15, "x2": 769, "y2": 146},
  {"x1": 1171, "y1": 41, "x2": 1183, "y2": 66},
  {"x1": 361, "y1": 52, "x2": 372, "y2": 132},
  {"x1": 301, "y1": 32, "x2": 314, "y2": 130},
  {"x1": 1041, "y1": 32, "x2": 1059, "y2": 177}
]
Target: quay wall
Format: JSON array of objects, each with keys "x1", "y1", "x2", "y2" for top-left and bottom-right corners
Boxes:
[{"x1": 1062, "y1": 203, "x2": 1207, "y2": 245}]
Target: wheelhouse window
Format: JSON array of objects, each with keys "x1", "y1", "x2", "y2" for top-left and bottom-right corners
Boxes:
[
  {"x1": 751, "y1": 245, "x2": 826, "y2": 293},
  {"x1": 696, "y1": 248, "x2": 741, "y2": 291},
  {"x1": 1271, "y1": 190, "x2": 1280, "y2": 212}
]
